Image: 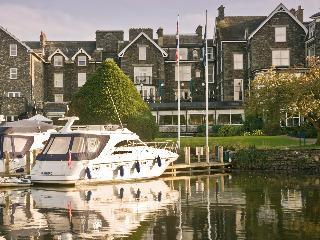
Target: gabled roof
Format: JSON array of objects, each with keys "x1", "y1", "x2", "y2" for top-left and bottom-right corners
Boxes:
[
  {"x1": 118, "y1": 32, "x2": 167, "y2": 57},
  {"x1": 71, "y1": 48, "x2": 92, "y2": 61},
  {"x1": 48, "y1": 48, "x2": 69, "y2": 61},
  {"x1": 0, "y1": 25, "x2": 32, "y2": 52},
  {"x1": 248, "y1": 3, "x2": 308, "y2": 39}
]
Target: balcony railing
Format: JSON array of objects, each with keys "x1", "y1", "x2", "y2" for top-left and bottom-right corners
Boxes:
[{"x1": 134, "y1": 76, "x2": 152, "y2": 85}]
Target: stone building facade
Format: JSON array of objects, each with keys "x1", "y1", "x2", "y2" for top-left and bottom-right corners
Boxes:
[{"x1": 0, "y1": 3, "x2": 319, "y2": 132}]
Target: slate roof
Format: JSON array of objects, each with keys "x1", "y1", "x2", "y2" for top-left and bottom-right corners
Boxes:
[
  {"x1": 217, "y1": 16, "x2": 266, "y2": 41},
  {"x1": 25, "y1": 41, "x2": 97, "y2": 61},
  {"x1": 310, "y1": 12, "x2": 320, "y2": 19},
  {"x1": 163, "y1": 34, "x2": 202, "y2": 47}
]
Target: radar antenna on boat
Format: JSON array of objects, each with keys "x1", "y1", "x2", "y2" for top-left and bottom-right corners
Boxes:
[{"x1": 58, "y1": 116, "x2": 79, "y2": 133}]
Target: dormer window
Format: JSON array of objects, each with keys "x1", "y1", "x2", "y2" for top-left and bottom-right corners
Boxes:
[
  {"x1": 10, "y1": 44, "x2": 17, "y2": 56},
  {"x1": 139, "y1": 46, "x2": 146, "y2": 60},
  {"x1": 54, "y1": 55, "x2": 63, "y2": 66},
  {"x1": 275, "y1": 27, "x2": 286, "y2": 42},
  {"x1": 78, "y1": 56, "x2": 87, "y2": 66}
]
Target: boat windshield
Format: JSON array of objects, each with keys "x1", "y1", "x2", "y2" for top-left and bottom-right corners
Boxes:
[
  {"x1": 37, "y1": 134, "x2": 109, "y2": 161},
  {"x1": 0, "y1": 135, "x2": 34, "y2": 158}
]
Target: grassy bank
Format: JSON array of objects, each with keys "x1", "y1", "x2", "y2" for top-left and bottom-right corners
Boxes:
[{"x1": 156, "y1": 135, "x2": 318, "y2": 149}]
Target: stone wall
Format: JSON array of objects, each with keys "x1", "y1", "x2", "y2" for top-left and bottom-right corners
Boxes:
[
  {"x1": 45, "y1": 54, "x2": 97, "y2": 102},
  {"x1": 222, "y1": 42, "x2": 247, "y2": 101},
  {"x1": 233, "y1": 149, "x2": 320, "y2": 173},
  {"x1": 0, "y1": 28, "x2": 32, "y2": 116},
  {"x1": 250, "y1": 11, "x2": 306, "y2": 71}
]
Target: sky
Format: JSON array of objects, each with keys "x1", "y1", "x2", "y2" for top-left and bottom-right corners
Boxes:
[{"x1": 0, "y1": 0, "x2": 318, "y2": 41}]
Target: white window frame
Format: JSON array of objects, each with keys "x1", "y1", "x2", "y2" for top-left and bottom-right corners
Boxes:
[
  {"x1": 78, "y1": 56, "x2": 87, "y2": 66},
  {"x1": 272, "y1": 49, "x2": 290, "y2": 66},
  {"x1": 307, "y1": 45, "x2": 315, "y2": 57},
  {"x1": 6, "y1": 115, "x2": 18, "y2": 122},
  {"x1": 275, "y1": 27, "x2": 286, "y2": 42},
  {"x1": 309, "y1": 23, "x2": 315, "y2": 39},
  {"x1": 10, "y1": 44, "x2": 17, "y2": 56},
  {"x1": 175, "y1": 65, "x2": 191, "y2": 82},
  {"x1": 53, "y1": 55, "x2": 63, "y2": 66},
  {"x1": 207, "y1": 47, "x2": 214, "y2": 60},
  {"x1": 7, "y1": 92, "x2": 21, "y2": 97},
  {"x1": 234, "y1": 79, "x2": 243, "y2": 101},
  {"x1": 54, "y1": 94, "x2": 64, "y2": 103},
  {"x1": 78, "y1": 73, "x2": 87, "y2": 87},
  {"x1": 179, "y1": 48, "x2": 188, "y2": 60},
  {"x1": 10, "y1": 68, "x2": 17, "y2": 79},
  {"x1": 233, "y1": 54, "x2": 243, "y2": 70},
  {"x1": 54, "y1": 73, "x2": 63, "y2": 88},
  {"x1": 208, "y1": 65, "x2": 214, "y2": 83},
  {"x1": 139, "y1": 46, "x2": 146, "y2": 60}
]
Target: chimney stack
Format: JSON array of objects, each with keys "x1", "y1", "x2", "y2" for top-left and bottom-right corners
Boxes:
[
  {"x1": 290, "y1": 8, "x2": 296, "y2": 16},
  {"x1": 218, "y1": 5, "x2": 225, "y2": 20},
  {"x1": 295, "y1": 5, "x2": 304, "y2": 22},
  {"x1": 40, "y1": 31, "x2": 47, "y2": 48},
  {"x1": 157, "y1": 27, "x2": 164, "y2": 47}
]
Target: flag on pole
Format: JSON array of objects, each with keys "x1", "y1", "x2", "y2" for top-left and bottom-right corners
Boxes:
[
  {"x1": 175, "y1": 17, "x2": 179, "y2": 64},
  {"x1": 67, "y1": 149, "x2": 72, "y2": 169}
]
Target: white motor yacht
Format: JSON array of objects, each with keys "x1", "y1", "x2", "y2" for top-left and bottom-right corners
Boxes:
[
  {"x1": 0, "y1": 119, "x2": 56, "y2": 173},
  {"x1": 30, "y1": 117, "x2": 178, "y2": 184}
]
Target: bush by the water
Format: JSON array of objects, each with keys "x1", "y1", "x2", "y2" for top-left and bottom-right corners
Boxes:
[{"x1": 233, "y1": 146, "x2": 268, "y2": 170}]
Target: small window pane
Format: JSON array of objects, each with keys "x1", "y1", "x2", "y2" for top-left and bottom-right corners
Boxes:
[
  {"x1": 233, "y1": 54, "x2": 243, "y2": 70},
  {"x1": 54, "y1": 94, "x2": 63, "y2": 103},
  {"x1": 71, "y1": 137, "x2": 86, "y2": 153},
  {"x1": 54, "y1": 73, "x2": 63, "y2": 87},
  {"x1": 87, "y1": 138, "x2": 101, "y2": 153},
  {"x1": 139, "y1": 46, "x2": 146, "y2": 60},
  {"x1": 78, "y1": 73, "x2": 87, "y2": 87},
  {"x1": 54, "y1": 56, "x2": 63, "y2": 66},
  {"x1": 47, "y1": 137, "x2": 71, "y2": 154},
  {"x1": 179, "y1": 48, "x2": 188, "y2": 60},
  {"x1": 78, "y1": 56, "x2": 86, "y2": 66},
  {"x1": 10, "y1": 44, "x2": 17, "y2": 56},
  {"x1": 275, "y1": 27, "x2": 286, "y2": 42},
  {"x1": 10, "y1": 68, "x2": 17, "y2": 79}
]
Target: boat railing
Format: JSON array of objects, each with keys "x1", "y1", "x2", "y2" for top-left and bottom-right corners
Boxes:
[
  {"x1": 70, "y1": 125, "x2": 123, "y2": 131},
  {"x1": 145, "y1": 140, "x2": 178, "y2": 153}
]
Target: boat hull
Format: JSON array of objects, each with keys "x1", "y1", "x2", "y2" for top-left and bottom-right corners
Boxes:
[{"x1": 30, "y1": 155, "x2": 178, "y2": 185}]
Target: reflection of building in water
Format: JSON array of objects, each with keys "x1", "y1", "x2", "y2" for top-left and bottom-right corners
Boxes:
[
  {"x1": 281, "y1": 189, "x2": 303, "y2": 211},
  {"x1": 0, "y1": 180, "x2": 179, "y2": 239},
  {"x1": 257, "y1": 189, "x2": 278, "y2": 226},
  {"x1": 145, "y1": 175, "x2": 246, "y2": 240},
  {"x1": 281, "y1": 189, "x2": 305, "y2": 232}
]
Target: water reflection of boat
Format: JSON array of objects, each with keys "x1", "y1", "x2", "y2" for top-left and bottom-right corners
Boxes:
[
  {"x1": 31, "y1": 117, "x2": 178, "y2": 184},
  {"x1": 0, "y1": 119, "x2": 56, "y2": 173},
  {"x1": 22, "y1": 180, "x2": 177, "y2": 239}
]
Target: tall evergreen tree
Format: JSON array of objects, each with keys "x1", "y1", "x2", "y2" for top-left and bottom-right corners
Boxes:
[{"x1": 68, "y1": 60, "x2": 158, "y2": 140}]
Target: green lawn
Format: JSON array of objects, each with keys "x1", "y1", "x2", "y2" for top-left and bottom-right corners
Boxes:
[{"x1": 156, "y1": 135, "x2": 318, "y2": 149}]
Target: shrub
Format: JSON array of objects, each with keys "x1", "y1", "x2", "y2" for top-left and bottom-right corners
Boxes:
[
  {"x1": 217, "y1": 125, "x2": 244, "y2": 137},
  {"x1": 243, "y1": 114, "x2": 264, "y2": 132},
  {"x1": 196, "y1": 125, "x2": 206, "y2": 136}
]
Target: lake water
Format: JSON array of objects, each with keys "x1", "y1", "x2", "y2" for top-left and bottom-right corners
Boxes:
[{"x1": 0, "y1": 173, "x2": 319, "y2": 240}]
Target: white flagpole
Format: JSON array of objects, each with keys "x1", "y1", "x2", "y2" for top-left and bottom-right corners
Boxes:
[
  {"x1": 177, "y1": 14, "x2": 181, "y2": 149},
  {"x1": 205, "y1": 10, "x2": 209, "y2": 162}
]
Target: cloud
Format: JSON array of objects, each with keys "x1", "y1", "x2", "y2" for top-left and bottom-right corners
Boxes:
[{"x1": 0, "y1": 3, "x2": 100, "y2": 40}]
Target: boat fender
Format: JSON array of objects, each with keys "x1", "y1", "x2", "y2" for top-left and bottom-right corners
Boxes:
[
  {"x1": 135, "y1": 161, "x2": 140, "y2": 173},
  {"x1": 119, "y1": 187, "x2": 124, "y2": 199},
  {"x1": 136, "y1": 188, "x2": 141, "y2": 199},
  {"x1": 119, "y1": 165, "x2": 124, "y2": 177},
  {"x1": 85, "y1": 191, "x2": 92, "y2": 201},
  {"x1": 85, "y1": 167, "x2": 92, "y2": 179},
  {"x1": 158, "y1": 191, "x2": 162, "y2": 202},
  {"x1": 156, "y1": 156, "x2": 161, "y2": 167}
]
